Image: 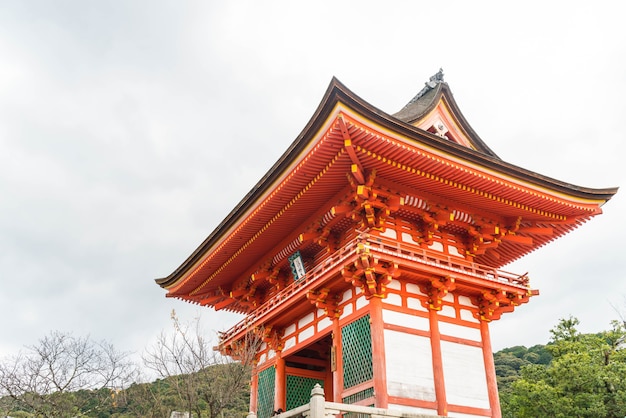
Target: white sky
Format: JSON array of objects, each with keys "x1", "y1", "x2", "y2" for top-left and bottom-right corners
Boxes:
[{"x1": 1, "y1": 1, "x2": 625, "y2": 363}]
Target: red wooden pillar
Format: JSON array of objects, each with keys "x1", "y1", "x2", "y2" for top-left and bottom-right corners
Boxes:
[
  {"x1": 332, "y1": 317, "x2": 343, "y2": 403},
  {"x1": 480, "y1": 320, "x2": 501, "y2": 418},
  {"x1": 369, "y1": 297, "x2": 388, "y2": 408},
  {"x1": 429, "y1": 308, "x2": 447, "y2": 416},
  {"x1": 275, "y1": 353, "x2": 286, "y2": 411},
  {"x1": 250, "y1": 367, "x2": 258, "y2": 414}
]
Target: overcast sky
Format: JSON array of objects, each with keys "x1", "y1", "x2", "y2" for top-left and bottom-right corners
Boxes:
[{"x1": 1, "y1": 1, "x2": 625, "y2": 365}]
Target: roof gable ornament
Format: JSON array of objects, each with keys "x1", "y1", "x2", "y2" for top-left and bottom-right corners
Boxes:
[
  {"x1": 393, "y1": 69, "x2": 501, "y2": 157},
  {"x1": 407, "y1": 68, "x2": 445, "y2": 105}
]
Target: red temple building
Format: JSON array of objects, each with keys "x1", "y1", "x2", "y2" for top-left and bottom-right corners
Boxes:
[{"x1": 156, "y1": 71, "x2": 617, "y2": 417}]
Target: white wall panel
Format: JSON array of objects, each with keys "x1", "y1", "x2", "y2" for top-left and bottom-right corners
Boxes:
[
  {"x1": 388, "y1": 279, "x2": 401, "y2": 290},
  {"x1": 441, "y1": 341, "x2": 489, "y2": 409},
  {"x1": 284, "y1": 323, "x2": 296, "y2": 336},
  {"x1": 407, "y1": 297, "x2": 428, "y2": 311},
  {"x1": 460, "y1": 308, "x2": 478, "y2": 322},
  {"x1": 438, "y1": 321, "x2": 481, "y2": 342},
  {"x1": 439, "y1": 305, "x2": 456, "y2": 318},
  {"x1": 384, "y1": 329, "x2": 436, "y2": 401},
  {"x1": 298, "y1": 312, "x2": 314, "y2": 328},
  {"x1": 284, "y1": 337, "x2": 295, "y2": 351},
  {"x1": 386, "y1": 292, "x2": 402, "y2": 306},
  {"x1": 388, "y1": 404, "x2": 438, "y2": 416},
  {"x1": 356, "y1": 295, "x2": 367, "y2": 309},
  {"x1": 383, "y1": 309, "x2": 429, "y2": 331},
  {"x1": 340, "y1": 303, "x2": 353, "y2": 318},
  {"x1": 406, "y1": 283, "x2": 426, "y2": 296},
  {"x1": 457, "y1": 295, "x2": 473, "y2": 307},
  {"x1": 317, "y1": 316, "x2": 332, "y2": 332},
  {"x1": 299, "y1": 326, "x2": 314, "y2": 342}
]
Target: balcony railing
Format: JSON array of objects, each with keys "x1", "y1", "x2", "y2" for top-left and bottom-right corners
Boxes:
[
  {"x1": 247, "y1": 384, "x2": 444, "y2": 418},
  {"x1": 220, "y1": 230, "x2": 528, "y2": 345}
]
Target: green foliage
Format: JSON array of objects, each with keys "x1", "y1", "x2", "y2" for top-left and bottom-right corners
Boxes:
[{"x1": 498, "y1": 317, "x2": 626, "y2": 418}]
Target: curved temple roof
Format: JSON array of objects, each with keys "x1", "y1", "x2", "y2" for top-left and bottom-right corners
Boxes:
[{"x1": 156, "y1": 73, "x2": 617, "y2": 307}]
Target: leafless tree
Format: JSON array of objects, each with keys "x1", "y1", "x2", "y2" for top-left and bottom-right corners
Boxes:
[
  {"x1": 143, "y1": 310, "x2": 262, "y2": 418},
  {"x1": 0, "y1": 331, "x2": 138, "y2": 417}
]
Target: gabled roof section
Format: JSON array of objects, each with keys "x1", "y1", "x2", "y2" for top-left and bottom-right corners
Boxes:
[
  {"x1": 156, "y1": 75, "x2": 617, "y2": 303},
  {"x1": 393, "y1": 69, "x2": 499, "y2": 158}
]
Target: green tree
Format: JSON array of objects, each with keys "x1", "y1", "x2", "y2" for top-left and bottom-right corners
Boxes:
[{"x1": 501, "y1": 317, "x2": 626, "y2": 418}]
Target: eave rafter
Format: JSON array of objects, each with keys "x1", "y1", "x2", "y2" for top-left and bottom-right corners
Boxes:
[
  {"x1": 338, "y1": 114, "x2": 365, "y2": 184},
  {"x1": 338, "y1": 113, "x2": 601, "y2": 220},
  {"x1": 355, "y1": 143, "x2": 572, "y2": 221},
  {"x1": 184, "y1": 147, "x2": 346, "y2": 298},
  {"x1": 470, "y1": 288, "x2": 535, "y2": 322}
]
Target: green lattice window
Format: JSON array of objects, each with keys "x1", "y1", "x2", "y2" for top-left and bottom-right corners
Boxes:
[
  {"x1": 286, "y1": 375, "x2": 324, "y2": 410},
  {"x1": 342, "y1": 387, "x2": 374, "y2": 404},
  {"x1": 341, "y1": 314, "x2": 373, "y2": 388},
  {"x1": 343, "y1": 387, "x2": 375, "y2": 418},
  {"x1": 256, "y1": 367, "x2": 276, "y2": 418}
]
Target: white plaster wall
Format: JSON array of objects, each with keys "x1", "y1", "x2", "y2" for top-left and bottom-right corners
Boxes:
[
  {"x1": 438, "y1": 321, "x2": 481, "y2": 342},
  {"x1": 460, "y1": 308, "x2": 478, "y2": 322},
  {"x1": 388, "y1": 404, "x2": 439, "y2": 416},
  {"x1": 382, "y1": 309, "x2": 429, "y2": 331},
  {"x1": 284, "y1": 336, "x2": 295, "y2": 351},
  {"x1": 388, "y1": 279, "x2": 401, "y2": 290},
  {"x1": 384, "y1": 329, "x2": 436, "y2": 401},
  {"x1": 441, "y1": 341, "x2": 489, "y2": 409},
  {"x1": 299, "y1": 326, "x2": 314, "y2": 342},
  {"x1": 298, "y1": 312, "x2": 314, "y2": 328},
  {"x1": 284, "y1": 323, "x2": 296, "y2": 336},
  {"x1": 317, "y1": 316, "x2": 332, "y2": 332},
  {"x1": 448, "y1": 412, "x2": 488, "y2": 417},
  {"x1": 340, "y1": 302, "x2": 353, "y2": 319},
  {"x1": 385, "y1": 292, "x2": 402, "y2": 306},
  {"x1": 406, "y1": 283, "x2": 426, "y2": 296},
  {"x1": 356, "y1": 295, "x2": 367, "y2": 309},
  {"x1": 407, "y1": 297, "x2": 428, "y2": 312},
  {"x1": 439, "y1": 305, "x2": 456, "y2": 318}
]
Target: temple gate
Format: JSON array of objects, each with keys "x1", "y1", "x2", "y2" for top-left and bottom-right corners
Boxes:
[{"x1": 156, "y1": 71, "x2": 616, "y2": 417}]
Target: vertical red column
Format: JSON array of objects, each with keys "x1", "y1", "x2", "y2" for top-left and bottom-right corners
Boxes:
[
  {"x1": 369, "y1": 297, "x2": 388, "y2": 408},
  {"x1": 480, "y1": 320, "x2": 502, "y2": 418},
  {"x1": 250, "y1": 368, "x2": 258, "y2": 414},
  {"x1": 332, "y1": 317, "x2": 343, "y2": 403},
  {"x1": 275, "y1": 354, "x2": 286, "y2": 412},
  {"x1": 429, "y1": 309, "x2": 448, "y2": 416}
]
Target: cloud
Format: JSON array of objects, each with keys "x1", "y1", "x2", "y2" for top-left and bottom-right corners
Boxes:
[{"x1": 0, "y1": 1, "x2": 624, "y2": 363}]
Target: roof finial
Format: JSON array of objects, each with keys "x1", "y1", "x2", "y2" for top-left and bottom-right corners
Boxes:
[
  {"x1": 407, "y1": 68, "x2": 445, "y2": 105},
  {"x1": 427, "y1": 68, "x2": 444, "y2": 87}
]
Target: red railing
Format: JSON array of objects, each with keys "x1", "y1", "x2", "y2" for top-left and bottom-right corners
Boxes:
[
  {"x1": 219, "y1": 231, "x2": 528, "y2": 344},
  {"x1": 362, "y1": 232, "x2": 529, "y2": 287}
]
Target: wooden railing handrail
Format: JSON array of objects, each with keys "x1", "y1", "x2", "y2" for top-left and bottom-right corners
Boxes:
[
  {"x1": 248, "y1": 384, "x2": 445, "y2": 418},
  {"x1": 221, "y1": 231, "x2": 528, "y2": 345}
]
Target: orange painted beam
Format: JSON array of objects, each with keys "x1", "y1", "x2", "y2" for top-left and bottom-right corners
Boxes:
[
  {"x1": 214, "y1": 297, "x2": 236, "y2": 311},
  {"x1": 501, "y1": 234, "x2": 533, "y2": 245}
]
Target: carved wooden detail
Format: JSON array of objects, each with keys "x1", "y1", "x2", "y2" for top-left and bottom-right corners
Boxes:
[
  {"x1": 418, "y1": 276, "x2": 456, "y2": 310},
  {"x1": 471, "y1": 289, "x2": 532, "y2": 322},
  {"x1": 341, "y1": 242, "x2": 400, "y2": 299},
  {"x1": 307, "y1": 288, "x2": 343, "y2": 318}
]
